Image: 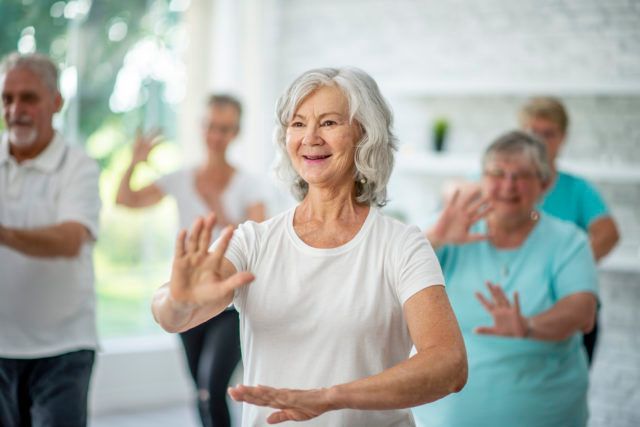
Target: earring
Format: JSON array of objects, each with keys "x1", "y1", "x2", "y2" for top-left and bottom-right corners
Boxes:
[
  {"x1": 359, "y1": 177, "x2": 367, "y2": 184},
  {"x1": 530, "y1": 210, "x2": 540, "y2": 221}
]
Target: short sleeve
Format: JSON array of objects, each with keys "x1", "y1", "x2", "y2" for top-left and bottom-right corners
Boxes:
[
  {"x1": 155, "y1": 170, "x2": 182, "y2": 197},
  {"x1": 552, "y1": 229, "x2": 598, "y2": 301},
  {"x1": 578, "y1": 179, "x2": 610, "y2": 228},
  {"x1": 395, "y1": 226, "x2": 446, "y2": 305},
  {"x1": 215, "y1": 220, "x2": 258, "y2": 310},
  {"x1": 57, "y1": 154, "x2": 101, "y2": 239}
]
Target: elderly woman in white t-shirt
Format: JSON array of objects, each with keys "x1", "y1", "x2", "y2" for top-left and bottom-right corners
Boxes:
[{"x1": 152, "y1": 67, "x2": 467, "y2": 426}]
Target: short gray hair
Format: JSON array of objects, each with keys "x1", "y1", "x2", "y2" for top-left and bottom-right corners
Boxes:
[
  {"x1": 0, "y1": 52, "x2": 59, "y2": 94},
  {"x1": 273, "y1": 67, "x2": 397, "y2": 207},
  {"x1": 482, "y1": 130, "x2": 552, "y2": 183}
]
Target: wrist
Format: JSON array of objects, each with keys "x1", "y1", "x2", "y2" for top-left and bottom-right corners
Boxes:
[
  {"x1": 325, "y1": 384, "x2": 347, "y2": 411},
  {"x1": 426, "y1": 228, "x2": 443, "y2": 249}
]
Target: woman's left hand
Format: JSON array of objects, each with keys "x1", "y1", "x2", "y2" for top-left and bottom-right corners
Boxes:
[
  {"x1": 228, "y1": 384, "x2": 334, "y2": 424},
  {"x1": 474, "y1": 281, "x2": 529, "y2": 338}
]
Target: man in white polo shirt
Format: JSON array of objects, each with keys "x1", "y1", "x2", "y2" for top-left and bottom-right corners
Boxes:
[{"x1": 0, "y1": 52, "x2": 101, "y2": 427}]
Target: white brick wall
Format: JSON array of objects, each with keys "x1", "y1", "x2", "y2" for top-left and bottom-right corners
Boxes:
[{"x1": 270, "y1": 1, "x2": 640, "y2": 425}]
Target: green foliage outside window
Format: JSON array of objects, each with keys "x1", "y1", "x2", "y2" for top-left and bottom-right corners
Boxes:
[{"x1": 1, "y1": 0, "x2": 189, "y2": 337}]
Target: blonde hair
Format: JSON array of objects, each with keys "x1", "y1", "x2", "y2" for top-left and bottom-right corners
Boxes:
[{"x1": 519, "y1": 97, "x2": 569, "y2": 133}]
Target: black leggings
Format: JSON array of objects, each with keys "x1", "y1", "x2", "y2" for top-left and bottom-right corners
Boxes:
[
  {"x1": 582, "y1": 318, "x2": 598, "y2": 366},
  {"x1": 179, "y1": 309, "x2": 241, "y2": 427}
]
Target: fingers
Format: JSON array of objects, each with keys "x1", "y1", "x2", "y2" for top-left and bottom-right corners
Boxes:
[
  {"x1": 468, "y1": 201, "x2": 493, "y2": 224},
  {"x1": 475, "y1": 291, "x2": 494, "y2": 312},
  {"x1": 465, "y1": 232, "x2": 489, "y2": 243},
  {"x1": 210, "y1": 225, "x2": 235, "y2": 271},
  {"x1": 186, "y1": 217, "x2": 204, "y2": 254},
  {"x1": 474, "y1": 325, "x2": 497, "y2": 335},
  {"x1": 513, "y1": 291, "x2": 521, "y2": 314},
  {"x1": 486, "y1": 281, "x2": 510, "y2": 307},
  {"x1": 445, "y1": 189, "x2": 460, "y2": 210},
  {"x1": 229, "y1": 384, "x2": 281, "y2": 407},
  {"x1": 174, "y1": 229, "x2": 187, "y2": 258},
  {"x1": 222, "y1": 272, "x2": 255, "y2": 294},
  {"x1": 197, "y1": 213, "x2": 217, "y2": 254},
  {"x1": 267, "y1": 411, "x2": 292, "y2": 424}
]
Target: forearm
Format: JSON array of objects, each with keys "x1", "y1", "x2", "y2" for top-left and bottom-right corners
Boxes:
[
  {"x1": 590, "y1": 231, "x2": 619, "y2": 262},
  {"x1": 115, "y1": 163, "x2": 137, "y2": 206},
  {"x1": 151, "y1": 283, "x2": 231, "y2": 333},
  {"x1": 329, "y1": 346, "x2": 467, "y2": 410},
  {"x1": 425, "y1": 229, "x2": 444, "y2": 250},
  {"x1": 0, "y1": 222, "x2": 87, "y2": 257},
  {"x1": 527, "y1": 294, "x2": 597, "y2": 341}
]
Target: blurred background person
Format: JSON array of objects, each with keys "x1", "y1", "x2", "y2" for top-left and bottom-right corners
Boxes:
[
  {"x1": 413, "y1": 131, "x2": 598, "y2": 427},
  {"x1": 152, "y1": 67, "x2": 467, "y2": 426},
  {"x1": 0, "y1": 52, "x2": 101, "y2": 427},
  {"x1": 519, "y1": 96, "x2": 619, "y2": 363},
  {"x1": 116, "y1": 94, "x2": 266, "y2": 427}
]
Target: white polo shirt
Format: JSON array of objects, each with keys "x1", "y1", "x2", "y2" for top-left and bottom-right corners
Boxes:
[{"x1": 0, "y1": 132, "x2": 101, "y2": 358}]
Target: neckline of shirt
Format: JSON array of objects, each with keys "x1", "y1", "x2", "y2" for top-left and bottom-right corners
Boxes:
[
  {"x1": 285, "y1": 205, "x2": 377, "y2": 256},
  {"x1": 0, "y1": 132, "x2": 66, "y2": 172}
]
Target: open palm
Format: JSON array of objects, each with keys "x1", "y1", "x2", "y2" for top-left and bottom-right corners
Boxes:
[
  {"x1": 428, "y1": 185, "x2": 492, "y2": 247},
  {"x1": 131, "y1": 128, "x2": 163, "y2": 165},
  {"x1": 228, "y1": 385, "x2": 333, "y2": 424},
  {"x1": 169, "y1": 213, "x2": 254, "y2": 308},
  {"x1": 474, "y1": 281, "x2": 528, "y2": 338}
]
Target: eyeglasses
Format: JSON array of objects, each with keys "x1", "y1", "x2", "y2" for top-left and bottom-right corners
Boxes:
[
  {"x1": 483, "y1": 169, "x2": 540, "y2": 182},
  {"x1": 202, "y1": 122, "x2": 238, "y2": 136}
]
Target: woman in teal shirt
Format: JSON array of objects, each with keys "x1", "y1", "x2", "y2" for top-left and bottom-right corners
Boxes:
[{"x1": 413, "y1": 131, "x2": 598, "y2": 427}]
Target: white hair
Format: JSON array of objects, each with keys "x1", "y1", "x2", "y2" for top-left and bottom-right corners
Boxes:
[
  {"x1": 273, "y1": 67, "x2": 397, "y2": 207},
  {"x1": 482, "y1": 130, "x2": 553, "y2": 183},
  {"x1": 0, "y1": 52, "x2": 59, "y2": 94}
]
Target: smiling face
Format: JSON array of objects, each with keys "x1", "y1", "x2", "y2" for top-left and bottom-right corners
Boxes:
[
  {"x1": 285, "y1": 85, "x2": 362, "y2": 193},
  {"x1": 1, "y1": 67, "x2": 62, "y2": 154},
  {"x1": 482, "y1": 152, "x2": 547, "y2": 222}
]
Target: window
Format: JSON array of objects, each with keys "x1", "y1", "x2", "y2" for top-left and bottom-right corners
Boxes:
[{"x1": 1, "y1": 0, "x2": 191, "y2": 337}]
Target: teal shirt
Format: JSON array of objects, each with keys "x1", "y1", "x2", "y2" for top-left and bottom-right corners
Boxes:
[
  {"x1": 539, "y1": 171, "x2": 609, "y2": 231},
  {"x1": 412, "y1": 214, "x2": 598, "y2": 427}
]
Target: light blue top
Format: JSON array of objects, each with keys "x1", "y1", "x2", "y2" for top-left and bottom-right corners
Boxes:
[
  {"x1": 539, "y1": 170, "x2": 609, "y2": 231},
  {"x1": 412, "y1": 214, "x2": 598, "y2": 427}
]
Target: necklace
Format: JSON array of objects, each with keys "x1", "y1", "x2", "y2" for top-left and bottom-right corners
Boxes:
[{"x1": 491, "y1": 246, "x2": 515, "y2": 279}]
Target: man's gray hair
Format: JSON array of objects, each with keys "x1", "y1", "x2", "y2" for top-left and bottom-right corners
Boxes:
[
  {"x1": 0, "y1": 52, "x2": 59, "y2": 94},
  {"x1": 273, "y1": 67, "x2": 397, "y2": 207},
  {"x1": 482, "y1": 130, "x2": 552, "y2": 183}
]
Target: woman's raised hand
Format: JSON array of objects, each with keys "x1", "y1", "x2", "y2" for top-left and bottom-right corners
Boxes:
[
  {"x1": 474, "y1": 281, "x2": 529, "y2": 338},
  {"x1": 131, "y1": 128, "x2": 163, "y2": 165},
  {"x1": 427, "y1": 184, "x2": 492, "y2": 248},
  {"x1": 169, "y1": 213, "x2": 254, "y2": 309}
]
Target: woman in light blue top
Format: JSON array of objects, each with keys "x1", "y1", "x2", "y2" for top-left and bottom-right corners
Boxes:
[{"x1": 413, "y1": 130, "x2": 598, "y2": 427}]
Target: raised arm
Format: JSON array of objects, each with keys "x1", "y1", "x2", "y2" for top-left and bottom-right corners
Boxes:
[
  {"x1": 115, "y1": 129, "x2": 165, "y2": 208},
  {"x1": 0, "y1": 221, "x2": 90, "y2": 258},
  {"x1": 426, "y1": 186, "x2": 492, "y2": 250},
  {"x1": 151, "y1": 213, "x2": 254, "y2": 333},
  {"x1": 228, "y1": 285, "x2": 468, "y2": 424},
  {"x1": 589, "y1": 216, "x2": 619, "y2": 261}
]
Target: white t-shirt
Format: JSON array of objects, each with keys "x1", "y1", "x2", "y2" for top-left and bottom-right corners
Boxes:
[
  {"x1": 0, "y1": 132, "x2": 101, "y2": 358},
  {"x1": 224, "y1": 207, "x2": 445, "y2": 427},
  {"x1": 156, "y1": 168, "x2": 266, "y2": 233}
]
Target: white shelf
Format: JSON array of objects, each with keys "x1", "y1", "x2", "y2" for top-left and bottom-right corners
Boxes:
[{"x1": 396, "y1": 149, "x2": 640, "y2": 184}]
